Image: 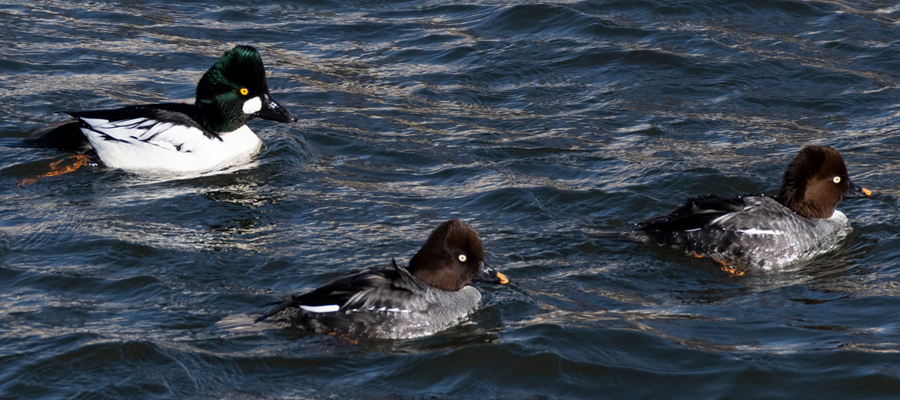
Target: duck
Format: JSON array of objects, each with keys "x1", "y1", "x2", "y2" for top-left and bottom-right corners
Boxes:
[
  {"x1": 28, "y1": 45, "x2": 295, "y2": 173},
  {"x1": 634, "y1": 145, "x2": 870, "y2": 270},
  {"x1": 255, "y1": 219, "x2": 510, "y2": 339}
]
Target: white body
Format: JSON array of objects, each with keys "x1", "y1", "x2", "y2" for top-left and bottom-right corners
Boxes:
[{"x1": 80, "y1": 117, "x2": 262, "y2": 173}]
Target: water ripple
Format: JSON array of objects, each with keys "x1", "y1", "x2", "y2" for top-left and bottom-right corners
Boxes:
[{"x1": 2, "y1": 0, "x2": 900, "y2": 398}]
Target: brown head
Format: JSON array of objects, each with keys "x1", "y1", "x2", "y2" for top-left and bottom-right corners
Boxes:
[
  {"x1": 408, "y1": 219, "x2": 508, "y2": 291},
  {"x1": 778, "y1": 146, "x2": 869, "y2": 219}
]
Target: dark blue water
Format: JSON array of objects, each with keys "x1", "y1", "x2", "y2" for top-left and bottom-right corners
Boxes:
[{"x1": 2, "y1": 0, "x2": 900, "y2": 398}]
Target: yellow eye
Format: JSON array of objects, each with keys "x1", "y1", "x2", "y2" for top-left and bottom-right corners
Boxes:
[
  {"x1": 833, "y1": 176, "x2": 841, "y2": 184},
  {"x1": 458, "y1": 254, "x2": 467, "y2": 262},
  {"x1": 240, "y1": 88, "x2": 249, "y2": 96}
]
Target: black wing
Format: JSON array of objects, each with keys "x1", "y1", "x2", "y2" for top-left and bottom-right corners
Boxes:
[
  {"x1": 255, "y1": 261, "x2": 421, "y2": 323},
  {"x1": 640, "y1": 194, "x2": 749, "y2": 232},
  {"x1": 70, "y1": 103, "x2": 220, "y2": 141},
  {"x1": 68, "y1": 104, "x2": 202, "y2": 130}
]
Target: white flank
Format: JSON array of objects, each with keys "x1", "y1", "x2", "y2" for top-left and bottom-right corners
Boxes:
[
  {"x1": 242, "y1": 97, "x2": 262, "y2": 114},
  {"x1": 300, "y1": 304, "x2": 340, "y2": 313},
  {"x1": 736, "y1": 228, "x2": 782, "y2": 235},
  {"x1": 82, "y1": 118, "x2": 262, "y2": 173}
]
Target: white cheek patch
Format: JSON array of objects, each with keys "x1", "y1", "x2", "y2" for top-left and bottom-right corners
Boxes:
[
  {"x1": 242, "y1": 96, "x2": 262, "y2": 114},
  {"x1": 300, "y1": 304, "x2": 340, "y2": 313}
]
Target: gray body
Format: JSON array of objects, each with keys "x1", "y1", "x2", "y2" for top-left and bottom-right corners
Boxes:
[
  {"x1": 643, "y1": 196, "x2": 851, "y2": 269},
  {"x1": 267, "y1": 262, "x2": 483, "y2": 339}
]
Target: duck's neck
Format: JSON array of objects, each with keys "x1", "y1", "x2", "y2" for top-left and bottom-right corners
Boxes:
[
  {"x1": 408, "y1": 256, "x2": 466, "y2": 292},
  {"x1": 194, "y1": 100, "x2": 246, "y2": 134},
  {"x1": 779, "y1": 183, "x2": 835, "y2": 219}
]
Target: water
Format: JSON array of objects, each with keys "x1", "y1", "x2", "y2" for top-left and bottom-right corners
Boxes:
[{"x1": 1, "y1": 0, "x2": 899, "y2": 398}]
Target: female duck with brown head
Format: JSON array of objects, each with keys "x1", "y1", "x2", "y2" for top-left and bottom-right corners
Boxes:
[
  {"x1": 637, "y1": 145, "x2": 870, "y2": 270},
  {"x1": 255, "y1": 219, "x2": 510, "y2": 339}
]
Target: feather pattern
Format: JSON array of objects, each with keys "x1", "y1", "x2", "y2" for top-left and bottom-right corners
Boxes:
[
  {"x1": 256, "y1": 219, "x2": 509, "y2": 339},
  {"x1": 641, "y1": 195, "x2": 850, "y2": 269},
  {"x1": 632, "y1": 146, "x2": 867, "y2": 269},
  {"x1": 27, "y1": 45, "x2": 295, "y2": 173},
  {"x1": 68, "y1": 104, "x2": 261, "y2": 172},
  {"x1": 260, "y1": 261, "x2": 482, "y2": 339}
]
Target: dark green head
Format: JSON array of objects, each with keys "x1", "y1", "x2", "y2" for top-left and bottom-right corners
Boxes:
[{"x1": 195, "y1": 45, "x2": 295, "y2": 133}]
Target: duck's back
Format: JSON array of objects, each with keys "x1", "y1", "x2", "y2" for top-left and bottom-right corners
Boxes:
[
  {"x1": 271, "y1": 264, "x2": 483, "y2": 339},
  {"x1": 641, "y1": 195, "x2": 850, "y2": 269}
]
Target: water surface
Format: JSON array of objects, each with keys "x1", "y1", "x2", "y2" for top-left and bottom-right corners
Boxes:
[{"x1": 1, "y1": 1, "x2": 900, "y2": 399}]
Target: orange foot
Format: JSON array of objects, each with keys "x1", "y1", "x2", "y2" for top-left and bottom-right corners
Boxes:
[
  {"x1": 715, "y1": 259, "x2": 744, "y2": 276},
  {"x1": 691, "y1": 253, "x2": 744, "y2": 276},
  {"x1": 20, "y1": 154, "x2": 93, "y2": 186},
  {"x1": 327, "y1": 332, "x2": 360, "y2": 345}
]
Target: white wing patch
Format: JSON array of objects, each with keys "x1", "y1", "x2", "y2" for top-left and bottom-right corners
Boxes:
[
  {"x1": 736, "y1": 228, "x2": 783, "y2": 236},
  {"x1": 81, "y1": 117, "x2": 202, "y2": 152},
  {"x1": 300, "y1": 304, "x2": 340, "y2": 313},
  {"x1": 710, "y1": 213, "x2": 733, "y2": 225}
]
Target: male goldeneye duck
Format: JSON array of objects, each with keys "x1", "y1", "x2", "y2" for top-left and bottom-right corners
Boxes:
[
  {"x1": 636, "y1": 145, "x2": 871, "y2": 270},
  {"x1": 28, "y1": 45, "x2": 296, "y2": 173},
  {"x1": 255, "y1": 218, "x2": 510, "y2": 340}
]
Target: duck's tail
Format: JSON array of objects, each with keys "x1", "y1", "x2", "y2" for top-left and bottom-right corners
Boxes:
[{"x1": 254, "y1": 298, "x2": 300, "y2": 323}]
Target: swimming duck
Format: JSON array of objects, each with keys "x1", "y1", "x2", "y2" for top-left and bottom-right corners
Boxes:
[
  {"x1": 636, "y1": 146, "x2": 870, "y2": 269},
  {"x1": 255, "y1": 219, "x2": 510, "y2": 339},
  {"x1": 28, "y1": 45, "x2": 295, "y2": 173}
]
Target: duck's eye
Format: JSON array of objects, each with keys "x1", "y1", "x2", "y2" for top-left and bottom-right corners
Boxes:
[
  {"x1": 833, "y1": 176, "x2": 841, "y2": 184},
  {"x1": 458, "y1": 254, "x2": 467, "y2": 262},
  {"x1": 239, "y1": 88, "x2": 249, "y2": 96}
]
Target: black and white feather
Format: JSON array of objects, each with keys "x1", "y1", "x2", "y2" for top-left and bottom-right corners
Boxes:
[
  {"x1": 27, "y1": 45, "x2": 296, "y2": 174},
  {"x1": 258, "y1": 260, "x2": 484, "y2": 340},
  {"x1": 640, "y1": 194, "x2": 851, "y2": 269},
  {"x1": 66, "y1": 104, "x2": 260, "y2": 173}
]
